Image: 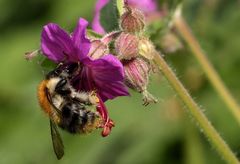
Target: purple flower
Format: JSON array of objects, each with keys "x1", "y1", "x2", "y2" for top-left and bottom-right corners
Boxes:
[
  {"x1": 92, "y1": 0, "x2": 109, "y2": 34},
  {"x1": 41, "y1": 18, "x2": 90, "y2": 62},
  {"x1": 127, "y1": 0, "x2": 157, "y2": 14},
  {"x1": 92, "y1": 0, "x2": 159, "y2": 34},
  {"x1": 41, "y1": 18, "x2": 129, "y2": 136}
]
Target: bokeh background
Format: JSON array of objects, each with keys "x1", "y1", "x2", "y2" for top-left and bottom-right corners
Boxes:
[{"x1": 0, "y1": 0, "x2": 240, "y2": 163}]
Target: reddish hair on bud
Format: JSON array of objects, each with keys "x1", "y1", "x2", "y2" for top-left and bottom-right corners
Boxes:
[
  {"x1": 120, "y1": 5, "x2": 145, "y2": 33},
  {"x1": 115, "y1": 32, "x2": 139, "y2": 60}
]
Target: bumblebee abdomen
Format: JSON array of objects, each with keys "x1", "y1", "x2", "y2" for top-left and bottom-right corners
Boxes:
[
  {"x1": 59, "y1": 102, "x2": 101, "y2": 134},
  {"x1": 81, "y1": 111, "x2": 102, "y2": 134}
]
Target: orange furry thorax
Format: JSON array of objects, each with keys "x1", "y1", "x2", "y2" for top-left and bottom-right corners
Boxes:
[
  {"x1": 37, "y1": 80, "x2": 61, "y2": 123},
  {"x1": 37, "y1": 80, "x2": 52, "y2": 116}
]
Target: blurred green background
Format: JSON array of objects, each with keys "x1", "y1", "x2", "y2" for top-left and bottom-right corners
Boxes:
[{"x1": 0, "y1": 0, "x2": 240, "y2": 163}]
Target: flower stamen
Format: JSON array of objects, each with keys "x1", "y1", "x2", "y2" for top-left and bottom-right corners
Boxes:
[{"x1": 97, "y1": 96, "x2": 115, "y2": 137}]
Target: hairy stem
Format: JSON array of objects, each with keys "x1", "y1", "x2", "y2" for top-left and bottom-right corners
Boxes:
[
  {"x1": 173, "y1": 7, "x2": 240, "y2": 126},
  {"x1": 116, "y1": 0, "x2": 124, "y2": 15},
  {"x1": 153, "y1": 53, "x2": 239, "y2": 163}
]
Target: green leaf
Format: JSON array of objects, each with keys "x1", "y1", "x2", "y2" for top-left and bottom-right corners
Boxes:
[
  {"x1": 100, "y1": 0, "x2": 120, "y2": 32},
  {"x1": 87, "y1": 29, "x2": 103, "y2": 39},
  {"x1": 40, "y1": 58, "x2": 57, "y2": 71}
]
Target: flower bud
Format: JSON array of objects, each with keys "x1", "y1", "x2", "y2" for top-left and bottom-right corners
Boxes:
[
  {"x1": 123, "y1": 58, "x2": 150, "y2": 92},
  {"x1": 123, "y1": 58, "x2": 157, "y2": 105},
  {"x1": 88, "y1": 40, "x2": 109, "y2": 59},
  {"x1": 115, "y1": 32, "x2": 139, "y2": 60},
  {"x1": 138, "y1": 37, "x2": 156, "y2": 60},
  {"x1": 120, "y1": 6, "x2": 145, "y2": 33},
  {"x1": 160, "y1": 32, "x2": 183, "y2": 53}
]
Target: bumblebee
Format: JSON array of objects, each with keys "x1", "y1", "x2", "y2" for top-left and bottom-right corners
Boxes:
[{"x1": 37, "y1": 63, "x2": 102, "y2": 159}]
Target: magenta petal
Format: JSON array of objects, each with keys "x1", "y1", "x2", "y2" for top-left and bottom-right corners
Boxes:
[
  {"x1": 92, "y1": 0, "x2": 109, "y2": 34},
  {"x1": 127, "y1": 0, "x2": 157, "y2": 13},
  {"x1": 41, "y1": 23, "x2": 74, "y2": 62},
  {"x1": 84, "y1": 55, "x2": 129, "y2": 101},
  {"x1": 72, "y1": 18, "x2": 91, "y2": 60},
  {"x1": 98, "y1": 81, "x2": 129, "y2": 101}
]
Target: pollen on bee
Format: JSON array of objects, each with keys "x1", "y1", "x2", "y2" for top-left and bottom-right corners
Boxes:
[
  {"x1": 81, "y1": 115, "x2": 103, "y2": 134},
  {"x1": 89, "y1": 90, "x2": 100, "y2": 104}
]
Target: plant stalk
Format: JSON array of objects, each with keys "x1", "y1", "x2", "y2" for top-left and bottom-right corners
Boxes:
[
  {"x1": 153, "y1": 53, "x2": 239, "y2": 163},
  {"x1": 173, "y1": 7, "x2": 240, "y2": 126}
]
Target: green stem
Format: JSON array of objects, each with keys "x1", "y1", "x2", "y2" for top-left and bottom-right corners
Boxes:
[
  {"x1": 116, "y1": 0, "x2": 124, "y2": 15},
  {"x1": 153, "y1": 53, "x2": 239, "y2": 163},
  {"x1": 173, "y1": 7, "x2": 240, "y2": 126}
]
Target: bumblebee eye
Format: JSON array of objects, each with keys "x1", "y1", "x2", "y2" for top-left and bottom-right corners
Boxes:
[
  {"x1": 55, "y1": 78, "x2": 72, "y2": 95},
  {"x1": 56, "y1": 78, "x2": 67, "y2": 88}
]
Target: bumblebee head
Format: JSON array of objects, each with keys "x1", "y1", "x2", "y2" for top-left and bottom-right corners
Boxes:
[
  {"x1": 46, "y1": 68, "x2": 62, "y2": 79},
  {"x1": 46, "y1": 63, "x2": 80, "y2": 80}
]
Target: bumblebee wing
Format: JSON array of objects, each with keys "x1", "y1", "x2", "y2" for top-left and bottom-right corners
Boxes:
[
  {"x1": 50, "y1": 119, "x2": 64, "y2": 160},
  {"x1": 45, "y1": 88, "x2": 61, "y2": 114}
]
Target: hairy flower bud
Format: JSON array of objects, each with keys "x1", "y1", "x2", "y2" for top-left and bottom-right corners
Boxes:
[
  {"x1": 88, "y1": 40, "x2": 109, "y2": 59},
  {"x1": 138, "y1": 37, "x2": 156, "y2": 60},
  {"x1": 160, "y1": 32, "x2": 183, "y2": 53},
  {"x1": 123, "y1": 57, "x2": 157, "y2": 105},
  {"x1": 115, "y1": 32, "x2": 139, "y2": 60},
  {"x1": 120, "y1": 6, "x2": 145, "y2": 33},
  {"x1": 123, "y1": 58, "x2": 150, "y2": 92}
]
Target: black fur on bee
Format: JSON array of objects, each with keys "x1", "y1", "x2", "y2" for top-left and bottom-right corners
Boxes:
[
  {"x1": 59, "y1": 101, "x2": 99, "y2": 134},
  {"x1": 44, "y1": 63, "x2": 100, "y2": 134},
  {"x1": 46, "y1": 63, "x2": 79, "y2": 80}
]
